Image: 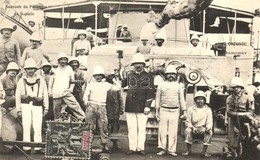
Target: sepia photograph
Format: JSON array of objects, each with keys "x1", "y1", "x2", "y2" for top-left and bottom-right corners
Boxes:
[{"x1": 0, "y1": 0, "x2": 260, "y2": 159}]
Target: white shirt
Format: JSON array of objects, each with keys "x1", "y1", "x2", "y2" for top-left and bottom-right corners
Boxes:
[
  {"x1": 83, "y1": 81, "x2": 113, "y2": 105},
  {"x1": 52, "y1": 66, "x2": 74, "y2": 98},
  {"x1": 72, "y1": 39, "x2": 91, "y2": 57}
]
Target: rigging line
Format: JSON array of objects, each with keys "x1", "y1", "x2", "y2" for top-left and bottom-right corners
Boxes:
[
  {"x1": 0, "y1": 0, "x2": 20, "y2": 24},
  {"x1": 72, "y1": 13, "x2": 83, "y2": 39},
  {"x1": 6, "y1": 0, "x2": 28, "y2": 27},
  {"x1": 14, "y1": 145, "x2": 43, "y2": 160},
  {"x1": 218, "y1": 19, "x2": 224, "y2": 42},
  {"x1": 65, "y1": 12, "x2": 71, "y2": 39},
  {"x1": 0, "y1": 12, "x2": 32, "y2": 34},
  {"x1": 183, "y1": 19, "x2": 189, "y2": 45},
  {"x1": 112, "y1": 0, "x2": 122, "y2": 43},
  {"x1": 226, "y1": 17, "x2": 232, "y2": 42}
]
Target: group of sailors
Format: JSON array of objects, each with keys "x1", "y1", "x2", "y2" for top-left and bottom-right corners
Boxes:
[{"x1": 0, "y1": 21, "x2": 258, "y2": 159}]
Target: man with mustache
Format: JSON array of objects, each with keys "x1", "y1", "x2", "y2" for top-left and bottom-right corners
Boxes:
[
  {"x1": 0, "y1": 62, "x2": 20, "y2": 110},
  {"x1": 20, "y1": 33, "x2": 50, "y2": 71},
  {"x1": 224, "y1": 77, "x2": 255, "y2": 158},
  {"x1": 49, "y1": 52, "x2": 85, "y2": 122},
  {"x1": 0, "y1": 24, "x2": 21, "y2": 76},
  {"x1": 0, "y1": 62, "x2": 20, "y2": 140},
  {"x1": 69, "y1": 57, "x2": 87, "y2": 111},
  {"x1": 123, "y1": 53, "x2": 154, "y2": 155},
  {"x1": 155, "y1": 65, "x2": 187, "y2": 157},
  {"x1": 183, "y1": 90, "x2": 213, "y2": 157}
]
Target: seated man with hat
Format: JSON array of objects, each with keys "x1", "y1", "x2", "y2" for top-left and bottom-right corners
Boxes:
[{"x1": 183, "y1": 90, "x2": 213, "y2": 157}]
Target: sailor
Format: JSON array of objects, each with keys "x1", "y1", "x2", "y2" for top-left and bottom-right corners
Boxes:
[
  {"x1": 20, "y1": 33, "x2": 50, "y2": 70},
  {"x1": 116, "y1": 24, "x2": 123, "y2": 41},
  {"x1": 83, "y1": 65, "x2": 120, "y2": 152},
  {"x1": 155, "y1": 65, "x2": 187, "y2": 156},
  {"x1": 15, "y1": 58, "x2": 49, "y2": 154},
  {"x1": 69, "y1": 56, "x2": 87, "y2": 111},
  {"x1": 0, "y1": 24, "x2": 21, "y2": 76},
  {"x1": 225, "y1": 77, "x2": 255, "y2": 157},
  {"x1": 28, "y1": 19, "x2": 43, "y2": 44},
  {"x1": 75, "y1": 44, "x2": 89, "y2": 70},
  {"x1": 150, "y1": 33, "x2": 168, "y2": 71},
  {"x1": 28, "y1": 20, "x2": 37, "y2": 33},
  {"x1": 0, "y1": 62, "x2": 20, "y2": 110},
  {"x1": 49, "y1": 52, "x2": 85, "y2": 122},
  {"x1": 122, "y1": 53, "x2": 154, "y2": 155},
  {"x1": 41, "y1": 60, "x2": 54, "y2": 120},
  {"x1": 253, "y1": 73, "x2": 260, "y2": 114},
  {"x1": 0, "y1": 62, "x2": 20, "y2": 140},
  {"x1": 189, "y1": 34, "x2": 201, "y2": 55},
  {"x1": 85, "y1": 27, "x2": 95, "y2": 48},
  {"x1": 183, "y1": 90, "x2": 213, "y2": 157},
  {"x1": 120, "y1": 24, "x2": 132, "y2": 42},
  {"x1": 136, "y1": 37, "x2": 151, "y2": 54},
  {"x1": 106, "y1": 71, "x2": 124, "y2": 134},
  {"x1": 72, "y1": 31, "x2": 91, "y2": 57},
  {"x1": 150, "y1": 32, "x2": 167, "y2": 54}
]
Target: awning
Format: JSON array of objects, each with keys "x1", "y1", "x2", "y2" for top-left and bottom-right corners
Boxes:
[{"x1": 43, "y1": 0, "x2": 166, "y2": 13}]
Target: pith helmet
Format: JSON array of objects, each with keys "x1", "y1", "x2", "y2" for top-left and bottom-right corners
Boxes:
[
  {"x1": 69, "y1": 56, "x2": 79, "y2": 64},
  {"x1": 131, "y1": 53, "x2": 146, "y2": 66},
  {"x1": 57, "y1": 52, "x2": 69, "y2": 62},
  {"x1": 6, "y1": 62, "x2": 19, "y2": 73},
  {"x1": 93, "y1": 65, "x2": 105, "y2": 76},
  {"x1": 24, "y1": 58, "x2": 37, "y2": 69},
  {"x1": 123, "y1": 24, "x2": 128, "y2": 28},
  {"x1": 42, "y1": 61, "x2": 52, "y2": 67},
  {"x1": 155, "y1": 32, "x2": 165, "y2": 41},
  {"x1": 165, "y1": 65, "x2": 177, "y2": 74},
  {"x1": 86, "y1": 27, "x2": 92, "y2": 31},
  {"x1": 0, "y1": 24, "x2": 17, "y2": 34},
  {"x1": 194, "y1": 90, "x2": 206, "y2": 100},
  {"x1": 29, "y1": 33, "x2": 41, "y2": 42},
  {"x1": 230, "y1": 77, "x2": 244, "y2": 88},
  {"x1": 78, "y1": 31, "x2": 86, "y2": 37},
  {"x1": 190, "y1": 34, "x2": 199, "y2": 41}
]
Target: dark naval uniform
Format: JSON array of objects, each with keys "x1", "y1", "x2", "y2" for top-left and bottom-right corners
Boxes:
[{"x1": 123, "y1": 70, "x2": 154, "y2": 152}]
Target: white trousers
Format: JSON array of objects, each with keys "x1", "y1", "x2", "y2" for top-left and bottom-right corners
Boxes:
[
  {"x1": 21, "y1": 103, "x2": 43, "y2": 150},
  {"x1": 158, "y1": 108, "x2": 179, "y2": 153},
  {"x1": 126, "y1": 112, "x2": 148, "y2": 151}
]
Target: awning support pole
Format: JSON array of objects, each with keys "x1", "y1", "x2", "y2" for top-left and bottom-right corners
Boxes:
[
  {"x1": 93, "y1": 2, "x2": 101, "y2": 45},
  {"x1": 202, "y1": 10, "x2": 206, "y2": 48},
  {"x1": 234, "y1": 11, "x2": 237, "y2": 43},
  {"x1": 62, "y1": 7, "x2": 65, "y2": 41}
]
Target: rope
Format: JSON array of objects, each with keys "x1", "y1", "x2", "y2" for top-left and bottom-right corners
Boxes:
[{"x1": 14, "y1": 145, "x2": 44, "y2": 160}]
